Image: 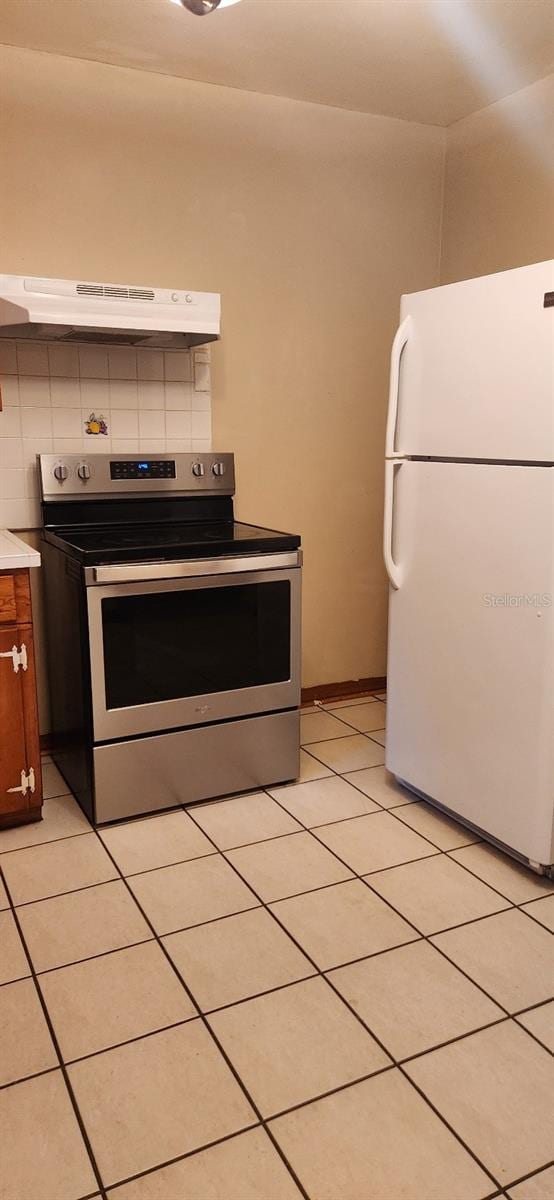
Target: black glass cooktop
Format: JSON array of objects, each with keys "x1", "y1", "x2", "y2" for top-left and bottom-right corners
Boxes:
[{"x1": 46, "y1": 520, "x2": 301, "y2": 565}]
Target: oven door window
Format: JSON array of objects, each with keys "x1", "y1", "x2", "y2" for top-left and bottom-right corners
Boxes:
[{"x1": 101, "y1": 579, "x2": 291, "y2": 710}]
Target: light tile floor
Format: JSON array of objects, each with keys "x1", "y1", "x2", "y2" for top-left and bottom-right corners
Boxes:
[{"x1": 0, "y1": 695, "x2": 553, "y2": 1200}]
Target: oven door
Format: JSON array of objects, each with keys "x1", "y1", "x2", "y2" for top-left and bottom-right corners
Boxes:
[{"x1": 86, "y1": 553, "x2": 301, "y2": 742}]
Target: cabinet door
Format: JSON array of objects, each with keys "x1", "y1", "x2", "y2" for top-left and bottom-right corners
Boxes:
[
  {"x1": 19, "y1": 625, "x2": 42, "y2": 806},
  {"x1": 0, "y1": 575, "x2": 17, "y2": 624},
  {"x1": 0, "y1": 627, "x2": 30, "y2": 816}
]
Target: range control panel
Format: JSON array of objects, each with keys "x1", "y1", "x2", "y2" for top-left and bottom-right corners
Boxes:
[
  {"x1": 38, "y1": 452, "x2": 235, "y2": 500},
  {"x1": 110, "y1": 460, "x2": 176, "y2": 480}
]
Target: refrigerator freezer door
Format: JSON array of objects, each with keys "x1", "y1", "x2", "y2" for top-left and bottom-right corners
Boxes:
[
  {"x1": 386, "y1": 460, "x2": 554, "y2": 867},
  {"x1": 394, "y1": 260, "x2": 554, "y2": 462}
]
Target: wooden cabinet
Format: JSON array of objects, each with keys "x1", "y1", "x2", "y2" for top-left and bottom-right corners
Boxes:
[{"x1": 0, "y1": 568, "x2": 42, "y2": 828}]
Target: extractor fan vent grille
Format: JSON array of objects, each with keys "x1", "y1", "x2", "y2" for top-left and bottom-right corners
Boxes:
[{"x1": 76, "y1": 284, "x2": 155, "y2": 301}]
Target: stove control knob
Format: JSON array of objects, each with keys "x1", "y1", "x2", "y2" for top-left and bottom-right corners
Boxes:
[
  {"x1": 77, "y1": 463, "x2": 91, "y2": 482},
  {"x1": 212, "y1": 461, "x2": 226, "y2": 477},
  {"x1": 53, "y1": 463, "x2": 69, "y2": 483},
  {"x1": 191, "y1": 461, "x2": 205, "y2": 478}
]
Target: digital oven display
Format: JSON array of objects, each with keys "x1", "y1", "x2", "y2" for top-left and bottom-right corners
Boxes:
[{"x1": 110, "y1": 460, "x2": 176, "y2": 480}]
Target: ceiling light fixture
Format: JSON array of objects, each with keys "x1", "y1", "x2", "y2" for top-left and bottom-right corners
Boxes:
[{"x1": 170, "y1": 0, "x2": 243, "y2": 14}]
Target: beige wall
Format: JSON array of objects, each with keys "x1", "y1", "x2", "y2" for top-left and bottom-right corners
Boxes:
[
  {"x1": 441, "y1": 74, "x2": 554, "y2": 284},
  {"x1": 0, "y1": 45, "x2": 445, "y2": 698}
]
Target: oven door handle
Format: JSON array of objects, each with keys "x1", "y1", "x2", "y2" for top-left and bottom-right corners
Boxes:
[{"x1": 88, "y1": 550, "x2": 302, "y2": 584}]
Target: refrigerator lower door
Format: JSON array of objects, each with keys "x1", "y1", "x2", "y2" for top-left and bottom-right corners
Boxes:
[{"x1": 387, "y1": 460, "x2": 554, "y2": 868}]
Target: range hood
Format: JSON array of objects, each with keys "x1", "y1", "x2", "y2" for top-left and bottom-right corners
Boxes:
[{"x1": 0, "y1": 274, "x2": 220, "y2": 349}]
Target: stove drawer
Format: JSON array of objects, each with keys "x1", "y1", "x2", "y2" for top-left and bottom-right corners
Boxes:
[{"x1": 93, "y1": 709, "x2": 300, "y2": 823}]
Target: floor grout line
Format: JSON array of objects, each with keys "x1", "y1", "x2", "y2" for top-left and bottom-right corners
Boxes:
[
  {"x1": 0, "y1": 1062, "x2": 59, "y2": 1095},
  {"x1": 2, "y1": 737, "x2": 552, "y2": 1196},
  {"x1": 63, "y1": 1013, "x2": 199, "y2": 1068},
  {"x1": 511, "y1": 995, "x2": 554, "y2": 1018},
  {"x1": 0, "y1": 933, "x2": 157, "y2": 988},
  {"x1": 499, "y1": 1159, "x2": 554, "y2": 1197},
  {"x1": 183, "y1": 806, "x2": 504, "y2": 1196},
  {"x1": 7, "y1": 873, "x2": 122, "y2": 909},
  {"x1": 84, "y1": 823, "x2": 312, "y2": 1200},
  {"x1": 0, "y1": 825, "x2": 93, "y2": 857},
  {"x1": 0, "y1": 864, "x2": 108, "y2": 1200},
  {"x1": 265, "y1": 794, "x2": 521, "y2": 1015},
  {"x1": 442, "y1": 846, "x2": 554, "y2": 908},
  {"x1": 300, "y1": 726, "x2": 381, "y2": 746},
  {"x1": 296, "y1": 743, "x2": 386, "y2": 772},
  {"x1": 104, "y1": 1123, "x2": 262, "y2": 1195},
  {"x1": 104, "y1": 848, "x2": 218, "y2": 880}
]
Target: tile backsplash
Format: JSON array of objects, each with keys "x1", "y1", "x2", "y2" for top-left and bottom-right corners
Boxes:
[{"x1": 0, "y1": 339, "x2": 212, "y2": 529}]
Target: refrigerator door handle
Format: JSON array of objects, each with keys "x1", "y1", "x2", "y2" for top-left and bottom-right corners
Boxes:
[
  {"x1": 385, "y1": 315, "x2": 411, "y2": 458},
  {"x1": 384, "y1": 459, "x2": 403, "y2": 589}
]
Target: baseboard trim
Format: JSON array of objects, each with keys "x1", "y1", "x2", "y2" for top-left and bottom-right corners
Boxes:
[{"x1": 301, "y1": 676, "x2": 386, "y2": 705}]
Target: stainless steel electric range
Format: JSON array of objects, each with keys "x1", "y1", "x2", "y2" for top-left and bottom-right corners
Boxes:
[{"x1": 39, "y1": 452, "x2": 301, "y2": 823}]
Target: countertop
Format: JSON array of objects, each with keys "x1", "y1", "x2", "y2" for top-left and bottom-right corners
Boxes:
[{"x1": 0, "y1": 530, "x2": 41, "y2": 570}]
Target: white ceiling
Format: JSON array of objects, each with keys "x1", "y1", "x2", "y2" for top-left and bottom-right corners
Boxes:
[{"x1": 0, "y1": 0, "x2": 552, "y2": 126}]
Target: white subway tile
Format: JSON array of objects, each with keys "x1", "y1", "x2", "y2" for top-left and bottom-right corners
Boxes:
[
  {"x1": 0, "y1": 336, "x2": 210, "y2": 513},
  {"x1": 0, "y1": 497, "x2": 40, "y2": 530},
  {"x1": 18, "y1": 376, "x2": 51, "y2": 407},
  {"x1": 165, "y1": 411, "x2": 192, "y2": 440},
  {"x1": 0, "y1": 341, "x2": 17, "y2": 373},
  {"x1": 79, "y1": 345, "x2": 109, "y2": 379},
  {"x1": 53, "y1": 438, "x2": 83, "y2": 453},
  {"x1": 48, "y1": 344, "x2": 79, "y2": 377},
  {"x1": 138, "y1": 410, "x2": 165, "y2": 440},
  {"x1": 109, "y1": 379, "x2": 138, "y2": 408},
  {"x1": 84, "y1": 438, "x2": 112, "y2": 454},
  {"x1": 194, "y1": 348, "x2": 210, "y2": 363},
  {"x1": 21, "y1": 408, "x2": 52, "y2": 438},
  {"x1": 0, "y1": 375, "x2": 20, "y2": 406},
  {"x1": 137, "y1": 350, "x2": 164, "y2": 381},
  {"x1": 0, "y1": 438, "x2": 24, "y2": 467},
  {"x1": 110, "y1": 410, "x2": 139, "y2": 439},
  {"x1": 22, "y1": 438, "x2": 53, "y2": 468},
  {"x1": 0, "y1": 468, "x2": 26, "y2": 498},
  {"x1": 193, "y1": 360, "x2": 210, "y2": 392},
  {"x1": 108, "y1": 347, "x2": 137, "y2": 380},
  {"x1": 0, "y1": 408, "x2": 22, "y2": 438},
  {"x1": 164, "y1": 352, "x2": 192, "y2": 383},
  {"x1": 81, "y1": 378, "x2": 110, "y2": 409},
  {"x1": 138, "y1": 380, "x2": 164, "y2": 410},
  {"x1": 165, "y1": 382, "x2": 192, "y2": 411},
  {"x1": 191, "y1": 411, "x2": 211, "y2": 440},
  {"x1": 25, "y1": 463, "x2": 40, "y2": 498},
  {"x1": 50, "y1": 377, "x2": 81, "y2": 407},
  {"x1": 191, "y1": 389, "x2": 210, "y2": 411},
  {"x1": 192, "y1": 438, "x2": 212, "y2": 453},
  {"x1": 52, "y1": 408, "x2": 82, "y2": 438},
  {"x1": 16, "y1": 342, "x2": 49, "y2": 376}
]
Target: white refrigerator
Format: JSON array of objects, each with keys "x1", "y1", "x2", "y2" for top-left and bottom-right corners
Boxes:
[{"x1": 384, "y1": 259, "x2": 554, "y2": 874}]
